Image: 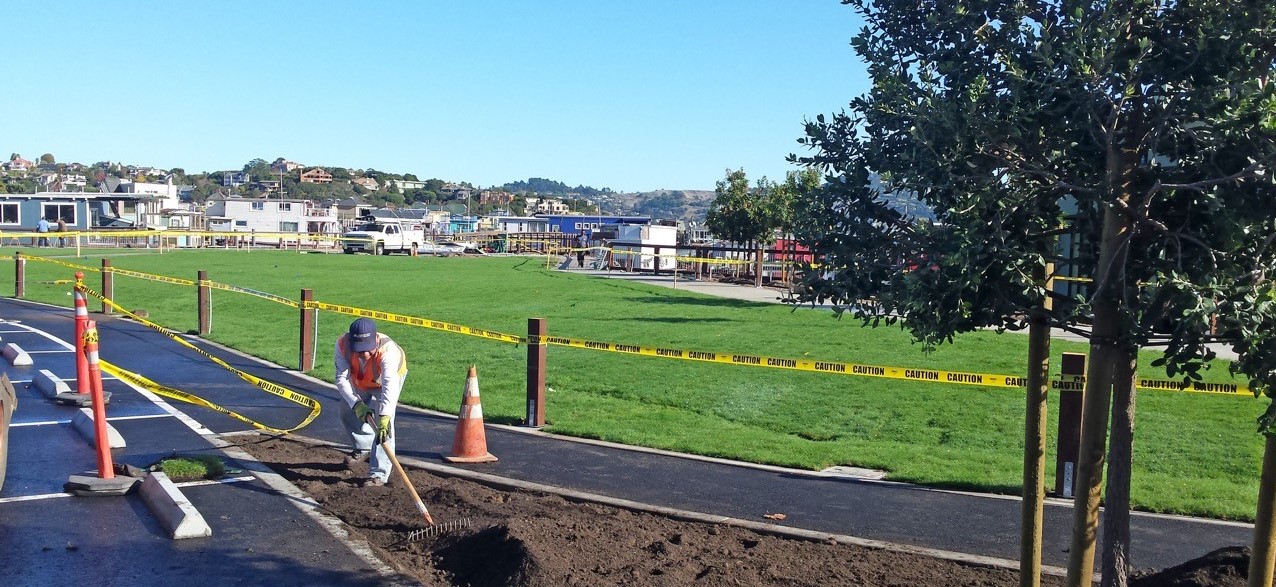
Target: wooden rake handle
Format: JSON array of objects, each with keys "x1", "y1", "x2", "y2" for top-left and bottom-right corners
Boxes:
[{"x1": 382, "y1": 442, "x2": 435, "y2": 526}]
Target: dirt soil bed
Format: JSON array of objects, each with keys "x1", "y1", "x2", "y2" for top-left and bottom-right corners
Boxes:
[
  {"x1": 232, "y1": 434, "x2": 1052, "y2": 586},
  {"x1": 231, "y1": 434, "x2": 1244, "y2": 587}
]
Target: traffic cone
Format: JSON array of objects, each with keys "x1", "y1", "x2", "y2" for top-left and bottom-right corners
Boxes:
[
  {"x1": 73, "y1": 273, "x2": 90, "y2": 394},
  {"x1": 444, "y1": 365, "x2": 497, "y2": 463}
]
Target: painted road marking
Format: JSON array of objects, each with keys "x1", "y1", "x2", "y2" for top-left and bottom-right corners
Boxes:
[
  {"x1": 12, "y1": 413, "x2": 175, "y2": 427},
  {"x1": 0, "y1": 476, "x2": 256, "y2": 504}
]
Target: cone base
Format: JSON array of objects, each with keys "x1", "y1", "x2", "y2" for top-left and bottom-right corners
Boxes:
[{"x1": 444, "y1": 453, "x2": 498, "y2": 464}]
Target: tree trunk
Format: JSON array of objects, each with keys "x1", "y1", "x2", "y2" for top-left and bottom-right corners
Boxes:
[
  {"x1": 1066, "y1": 209, "x2": 1133, "y2": 586},
  {"x1": 1064, "y1": 332, "x2": 1117, "y2": 587},
  {"x1": 1066, "y1": 85, "x2": 1139, "y2": 587},
  {"x1": 1021, "y1": 308, "x2": 1051, "y2": 587},
  {"x1": 1249, "y1": 433, "x2": 1276, "y2": 587},
  {"x1": 1101, "y1": 346, "x2": 1138, "y2": 587}
]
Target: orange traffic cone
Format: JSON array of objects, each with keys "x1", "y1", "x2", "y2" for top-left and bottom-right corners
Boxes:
[{"x1": 445, "y1": 365, "x2": 498, "y2": 463}]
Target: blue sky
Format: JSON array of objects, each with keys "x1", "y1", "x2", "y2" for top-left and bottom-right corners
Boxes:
[{"x1": 3, "y1": 2, "x2": 867, "y2": 192}]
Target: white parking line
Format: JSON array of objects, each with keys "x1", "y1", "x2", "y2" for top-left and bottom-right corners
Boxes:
[
  {"x1": 0, "y1": 476, "x2": 256, "y2": 504},
  {"x1": 11, "y1": 413, "x2": 175, "y2": 428},
  {"x1": 6, "y1": 377, "x2": 122, "y2": 384}
]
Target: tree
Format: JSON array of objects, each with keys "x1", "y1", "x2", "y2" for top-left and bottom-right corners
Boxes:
[
  {"x1": 331, "y1": 167, "x2": 353, "y2": 181},
  {"x1": 791, "y1": 3, "x2": 1276, "y2": 587},
  {"x1": 242, "y1": 158, "x2": 271, "y2": 181},
  {"x1": 39, "y1": 153, "x2": 54, "y2": 164},
  {"x1": 706, "y1": 169, "x2": 772, "y2": 246}
]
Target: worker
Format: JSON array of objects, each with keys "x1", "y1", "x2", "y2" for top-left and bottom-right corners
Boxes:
[
  {"x1": 35, "y1": 217, "x2": 50, "y2": 247},
  {"x1": 575, "y1": 230, "x2": 588, "y2": 268},
  {"x1": 335, "y1": 317, "x2": 408, "y2": 487}
]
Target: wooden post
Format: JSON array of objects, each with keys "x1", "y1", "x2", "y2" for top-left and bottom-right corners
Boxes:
[
  {"x1": 14, "y1": 252, "x2": 24, "y2": 299},
  {"x1": 754, "y1": 245, "x2": 764, "y2": 287},
  {"x1": 197, "y1": 270, "x2": 211, "y2": 335},
  {"x1": 1055, "y1": 352, "x2": 1086, "y2": 497},
  {"x1": 525, "y1": 318, "x2": 546, "y2": 428},
  {"x1": 101, "y1": 259, "x2": 113, "y2": 315},
  {"x1": 299, "y1": 289, "x2": 316, "y2": 372}
]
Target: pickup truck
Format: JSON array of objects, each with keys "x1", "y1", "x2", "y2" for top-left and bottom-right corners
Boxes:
[{"x1": 342, "y1": 222, "x2": 426, "y2": 255}]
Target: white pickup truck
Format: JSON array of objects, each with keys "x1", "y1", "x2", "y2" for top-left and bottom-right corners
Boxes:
[{"x1": 342, "y1": 221, "x2": 426, "y2": 255}]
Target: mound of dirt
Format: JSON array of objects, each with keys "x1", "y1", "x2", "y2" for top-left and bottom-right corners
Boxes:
[
  {"x1": 232, "y1": 434, "x2": 1067, "y2": 586},
  {"x1": 1130, "y1": 546, "x2": 1250, "y2": 587}
]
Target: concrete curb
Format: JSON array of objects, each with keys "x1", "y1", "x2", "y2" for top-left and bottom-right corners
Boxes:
[
  {"x1": 34, "y1": 369, "x2": 71, "y2": 398},
  {"x1": 139, "y1": 472, "x2": 212, "y2": 540},
  {"x1": 71, "y1": 407, "x2": 126, "y2": 448},
  {"x1": 3, "y1": 343, "x2": 33, "y2": 366}
]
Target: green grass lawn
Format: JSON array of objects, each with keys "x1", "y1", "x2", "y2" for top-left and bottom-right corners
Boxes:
[{"x1": 4, "y1": 247, "x2": 1266, "y2": 520}]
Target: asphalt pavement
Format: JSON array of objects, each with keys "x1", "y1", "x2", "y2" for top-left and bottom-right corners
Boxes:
[{"x1": 0, "y1": 267, "x2": 1257, "y2": 585}]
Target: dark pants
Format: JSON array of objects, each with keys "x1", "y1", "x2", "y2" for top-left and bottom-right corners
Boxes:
[{"x1": 577, "y1": 251, "x2": 586, "y2": 267}]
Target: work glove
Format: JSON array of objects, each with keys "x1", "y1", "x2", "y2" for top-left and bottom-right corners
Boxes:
[
  {"x1": 375, "y1": 415, "x2": 391, "y2": 445},
  {"x1": 352, "y1": 401, "x2": 372, "y2": 422}
]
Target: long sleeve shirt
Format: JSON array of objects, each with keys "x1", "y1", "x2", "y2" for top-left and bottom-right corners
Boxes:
[{"x1": 333, "y1": 336, "x2": 406, "y2": 417}]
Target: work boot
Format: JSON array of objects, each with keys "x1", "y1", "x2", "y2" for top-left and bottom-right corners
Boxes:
[
  {"x1": 343, "y1": 449, "x2": 369, "y2": 468},
  {"x1": 360, "y1": 477, "x2": 386, "y2": 488}
]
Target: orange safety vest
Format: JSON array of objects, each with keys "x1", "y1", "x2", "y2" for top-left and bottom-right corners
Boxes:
[{"x1": 339, "y1": 333, "x2": 408, "y2": 391}]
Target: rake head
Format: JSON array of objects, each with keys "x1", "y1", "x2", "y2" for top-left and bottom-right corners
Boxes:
[{"x1": 401, "y1": 518, "x2": 473, "y2": 543}]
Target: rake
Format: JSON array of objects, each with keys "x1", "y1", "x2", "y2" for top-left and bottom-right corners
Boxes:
[
  {"x1": 382, "y1": 440, "x2": 436, "y2": 524},
  {"x1": 400, "y1": 518, "x2": 474, "y2": 543}
]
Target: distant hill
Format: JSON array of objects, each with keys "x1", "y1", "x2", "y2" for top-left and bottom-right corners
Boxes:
[
  {"x1": 501, "y1": 177, "x2": 609, "y2": 197},
  {"x1": 600, "y1": 190, "x2": 715, "y2": 222}
]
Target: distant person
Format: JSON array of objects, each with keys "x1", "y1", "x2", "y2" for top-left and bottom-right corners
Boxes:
[
  {"x1": 575, "y1": 231, "x2": 588, "y2": 268},
  {"x1": 35, "y1": 217, "x2": 50, "y2": 247},
  {"x1": 56, "y1": 218, "x2": 67, "y2": 247},
  {"x1": 334, "y1": 318, "x2": 408, "y2": 487}
]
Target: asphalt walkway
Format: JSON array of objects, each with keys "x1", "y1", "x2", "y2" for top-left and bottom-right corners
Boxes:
[{"x1": 0, "y1": 274, "x2": 1256, "y2": 584}]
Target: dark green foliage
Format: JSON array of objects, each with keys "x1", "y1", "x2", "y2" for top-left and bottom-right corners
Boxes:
[{"x1": 792, "y1": 1, "x2": 1276, "y2": 419}]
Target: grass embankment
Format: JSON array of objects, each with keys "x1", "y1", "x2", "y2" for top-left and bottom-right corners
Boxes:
[{"x1": 4, "y1": 247, "x2": 1265, "y2": 520}]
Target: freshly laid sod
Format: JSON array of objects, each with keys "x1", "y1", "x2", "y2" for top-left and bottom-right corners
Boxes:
[
  {"x1": 5, "y1": 248, "x2": 1266, "y2": 520},
  {"x1": 153, "y1": 454, "x2": 226, "y2": 482}
]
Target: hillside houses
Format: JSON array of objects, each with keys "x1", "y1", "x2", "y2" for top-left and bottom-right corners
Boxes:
[{"x1": 299, "y1": 167, "x2": 332, "y2": 183}]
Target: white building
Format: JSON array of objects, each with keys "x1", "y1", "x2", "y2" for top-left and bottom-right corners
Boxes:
[
  {"x1": 494, "y1": 216, "x2": 549, "y2": 233},
  {"x1": 525, "y1": 197, "x2": 569, "y2": 214},
  {"x1": 613, "y1": 224, "x2": 678, "y2": 270},
  {"x1": 204, "y1": 196, "x2": 341, "y2": 242}
]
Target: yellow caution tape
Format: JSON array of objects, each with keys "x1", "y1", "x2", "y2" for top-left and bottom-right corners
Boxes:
[
  {"x1": 78, "y1": 284, "x2": 321, "y2": 432},
  {"x1": 1053, "y1": 374, "x2": 1251, "y2": 396},
  {"x1": 525, "y1": 334, "x2": 1251, "y2": 396},
  {"x1": 200, "y1": 280, "x2": 300, "y2": 308},
  {"x1": 30, "y1": 255, "x2": 1245, "y2": 399},
  {"x1": 306, "y1": 301, "x2": 525, "y2": 344},
  {"x1": 105, "y1": 267, "x2": 196, "y2": 286},
  {"x1": 21, "y1": 255, "x2": 100, "y2": 273}
]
